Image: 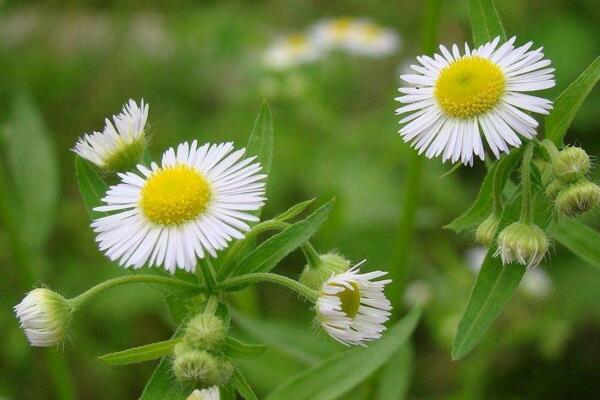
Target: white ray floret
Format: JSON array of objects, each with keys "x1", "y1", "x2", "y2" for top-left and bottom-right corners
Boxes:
[
  {"x1": 73, "y1": 99, "x2": 148, "y2": 168},
  {"x1": 187, "y1": 387, "x2": 220, "y2": 400},
  {"x1": 92, "y1": 140, "x2": 267, "y2": 273},
  {"x1": 263, "y1": 34, "x2": 322, "y2": 70},
  {"x1": 317, "y1": 262, "x2": 392, "y2": 346},
  {"x1": 396, "y1": 36, "x2": 555, "y2": 166}
]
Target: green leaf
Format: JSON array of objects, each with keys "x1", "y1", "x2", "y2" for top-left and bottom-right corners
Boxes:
[
  {"x1": 265, "y1": 309, "x2": 421, "y2": 400},
  {"x1": 445, "y1": 149, "x2": 522, "y2": 233},
  {"x1": 469, "y1": 0, "x2": 506, "y2": 46},
  {"x1": 75, "y1": 156, "x2": 108, "y2": 219},
  {"x1": 99, "y1": 338, "x2": 181, "y2": 366},
  {"x1": 232, "y1": 368, "x2": 258, "y2": 400},
  {"x1": 232, "y1": 310, "x2": 337, "y2": 365},
  {"x1": 549, "y1": 219, "x2": 600, "y2": 270},
  {"x1": 274, "y1": 198, "x2": 316, "y2": 222},
  {"x1": 5, "y1": 91, "x2": 59, "y2": 250},
  {"x1": 226, "y1": 337, "x2": 266, "y2": 359},
  {"x1": 139, "y1": 356, "x2": 187, "y2": 400},
  {"x1": 247, "y1": 101, "x2": 274, "y2": 179},
  {"x1": 376, "y1": 343, "x2": 414, "y2": 400},
  {"x1": 231, "y1": 199, "x2": 334, "y2": 277},
  {"x1": 452, "y1": 190, "x2": 551, "y2": 359},
  {"x1": 545, "y1": 56, "x2": 600, "y2": 146}
]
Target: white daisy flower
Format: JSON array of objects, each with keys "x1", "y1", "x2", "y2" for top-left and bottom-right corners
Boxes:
[
  {"x1": 344, "y1": 21, "x2": 400, "y2": 57},
  {"x1": 92, "y1": 140, "x2": 266, "y2": 273},
  {"x1": 187, "y1": 387, "x2": 220, "y2": 400},
  {"x1": 73, "y1": 99, "x2": 148, "y2": 170},
  {"x1": 309, "y1": 17, "x2": 360, "y2": 51},
  {"x1": 263, "y1": 34, "x2": 322, "y2": 70},
  {"x1": 14, "y1": 288, "x2": 72, "y2": 347},
  {"x1": 396, "y1": 36, "x2": 555, "y2": 166},
  {"x1": 317, "y1": 263, "x2": 392, "y2": 346}
]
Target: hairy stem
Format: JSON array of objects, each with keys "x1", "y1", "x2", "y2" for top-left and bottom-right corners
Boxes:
[
  {"x1": 520, "y1": 142, "x2": 535, "y2": 224},
  {"x1": 219, "y1": 273, "x2": 318, "y2": 303}
]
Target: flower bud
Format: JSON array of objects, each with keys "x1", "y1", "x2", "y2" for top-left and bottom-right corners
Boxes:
[
  {"x1": 299, "y1": 252, "x2": 351, "y2": 290},
  {"x1": 475, "y1": 214, "x2": 499, "y2": 247},
  {"x1": 554, "y1": 179, "x2": 600, "y2": 217},
  {"x1": 187, "y1": 387, "x2": 220, "y2": 400},
  {"x1": 495, "y1": 222, "x2": 549, "y2": 268},
  {"x1": 184, "y1": 314, "x2": 227, "y2": 352},
  {"x1": 545, "y1": 179, "x2": 566, "y2": 201},
  {"x1": 552, "y1": 147, "x2": 590, "y2": 183},
  {"x1": 173, "y1": 345, "x2": 233, "y2": 389},
  {"x1": 14, "y1": 288, "x2": 73, "y2": 347}
]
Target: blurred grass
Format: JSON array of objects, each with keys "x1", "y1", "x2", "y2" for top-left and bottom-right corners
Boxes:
[{"x1": 0, "y1": 1, "x2": 599, "y2": 399}]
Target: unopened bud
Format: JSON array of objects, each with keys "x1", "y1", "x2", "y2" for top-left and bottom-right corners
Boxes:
[
  {"x1": 300, "y1": 253, "x2": 351, "y2": 290},
  {"x1": 552, "y1": 147, "x2": 590, "y2": 184},
  {"x1": 173, "y1": 345, "x2": 233, "y2": 389},
  {"x1": 555, "y1": 179, "x2": 600, "y2": 217},
  {"x1": 475, "y1": 214, "x2": 499, "y2": 247},
  {"x1": 495, "y1": 222, "x2": 549, "y2": 268},
  {"x1": 184, "y1": 314, "x2": 226, "y2": 352},
  {"x1": 545, "y1": 179, "x2": 566, "y2": 201}
]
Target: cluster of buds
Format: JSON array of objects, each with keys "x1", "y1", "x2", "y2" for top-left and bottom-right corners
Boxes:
[
  {"x1": 546, "y1": 146, "x2": 600, "y2": 217},
  {"x1": 173, "y1": 312, "x2": 232, "y2": 394}
]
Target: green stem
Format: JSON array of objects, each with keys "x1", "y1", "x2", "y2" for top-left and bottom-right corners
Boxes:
[
  {"x1": 219, "y1": 273, "x2": 318, "y2": 303},
  {"x1": 204, "y1": 295, "x2": 219, "y2": 315},
  {"x1": 301, "y1": 242, "x2": 322, "y2": 269},
  {"x1": 491, "y1": 164, "x2": 504, "y2": 217},
  {"x1": 70, "y1": 274, "x2": 201, "y2": 311},
  {"x1": 540, "y1": 139, "x2": 560, "y2": 160},
  {"x1": 391, "y1": 0, "x2": 441, "y2": 316},
  {"x1": 520, "y1": 142, "x2": 535, "y2": 224},
  {"x1": 200, "y1": 258, "x2": 218, "y2": 294}
]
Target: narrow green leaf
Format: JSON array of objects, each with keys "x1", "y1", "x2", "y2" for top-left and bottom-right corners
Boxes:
[
  {"x1": 231, "y1": 199, "x2": 334, "y2": 277},
  {"x1": 274, "y1": 198, "x2": 316, "y2": 222},
  {"x1": 469, "y1": 0, "x2": 506, "y2": 46},
  {"x1": 265, "y1": 309, "x2": 421, "y2": 400},
  {"x1": 376, "y1": 343, "x2": 414, "y2": 400},
  {"x1": 549, "y1": 219, "x2": 600, "y2": 270},
  {"x1": 5, "y1": 91, "x2": 59, "y2": 249},
  {"x1": 545, "y1": 56, "x2": 600, "y2": 146},
  {"x1": 139, "y1": 356, "x2": 187, "y2": 400},
  {"x1": 246, "y1": 101, "x2": 274, "y2": 178},
  {"x1": 452, "y1": 191, "x2": 551, "y2": 359},
  {"x1": 445, "y1": 149, "x2": 522, "y2": 233},
  {"x1": 232, "y1": 368, "x2": 258, "y2": 400},
  {"x1": 226, "y1": 337, "x2": 266, "y2": 359},
  {"x1": 232, "y1": 310, "x2": 337, "y2": 365},
  {"x1": 99, "y1": 338, "x2": 181, "y2": 366},
  {"x1": 75, "y1": 156, "x2": 108, "y2": 219}
]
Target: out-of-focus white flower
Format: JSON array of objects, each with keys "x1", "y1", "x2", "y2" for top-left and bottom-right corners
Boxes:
[
  {"x1": 403, "y1": 280, "x2": 432, "y2": 308},
  {"x1": 93, "y1": 141, "x2": 266, "y2": 273},
  {"x1": 187, "y1": 387, "x2": 220, "y2": 400},
  {"x1": 263, "y1": 34, "x2": 322, "y2": 70},
  {"x1": 317, "y1": 262, "x2": 392, "y2": 346}
]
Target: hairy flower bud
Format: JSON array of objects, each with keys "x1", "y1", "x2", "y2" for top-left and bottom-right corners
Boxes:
[
  {"x1": 554, "y1": 179, "x2": 600, "y2": 217},
  {"x1": 299, "y1": 252, "x2": 351, "y2": 290},
  {"x1": 552, "y1": 147, "x2": 590, "y2": 184},
  {"x1": 173, "y1": 346, "x2": 233, "y2": 389},
  {"x1": 475, "y1": 214, "x2": 499, "y2": 247},
  {"x1": 184, "y1": 314, "x2": 227, "y2": 352},
  {"x1": 545, "y1": 179, "x2": 566, "y2": 201},
  {"x1": 14, "y1": 288, "x2": 73, "y2": 347},
  {"x1": 495, "y1": 222, "x2": 549, "y2": 268}
]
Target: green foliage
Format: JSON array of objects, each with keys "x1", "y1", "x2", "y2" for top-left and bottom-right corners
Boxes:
[
  {"x1": 232, "y1": 368, "x2": 258, "y2": 400},
  {"x1": 550, "y1": 219, "x2": 600, "y2": 270},
  {"x1": 75, "y1": 156, "x2": 108, "y2": 220},
  {"x1": 265, "y1": 309, "x2": 421, "y2": 400},
  {"x1": 99, "y1": 338, "x2": 181, "y2": 366},
  {"x1": 226, "y1": 337, "x2": 266, "y2": 359},
  {"x1": 376, "y1": 344, "x2": 414, "y2": 400},
  {"x1": 246, "y1": 101, "x2": 274, "y2": 181},
  {"x1": 545, "y1": 56, "x2": 600, "y2": 146},
  {"x1": 468, "y1": 0, "x2": 507, "y2": 45}
]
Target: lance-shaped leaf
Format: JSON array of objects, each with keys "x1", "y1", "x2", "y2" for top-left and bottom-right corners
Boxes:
[
  {"x1": 446, "y1": 148, "x2": 522, "y2": 233},
  {"x1": 75, "y1": 156, "x2": 108, "y2": 219},
  {"x1": 452, "y1": 190, "x2": 551, "y2": 359},
  {"x1": 265, "y1": 309, "x2": 421, "y2": 400},
  {"x1": 99, "y1": 338, "x2": 181, "y2": 366},
  {"x1": 231, "y1": 199, "x2": 334, "y2": 277},
  {"x1": 549, "y1": 219, "x2": 600, "y2": 270},
  {"x1": 545, "y1": 56, "x2": 600, "y2": 146},
  {"x1": 376, "y1": 343, "x2": 414, "y2": 400},
  {"x1": 226, "y1": 337, "x2": 266, "y2": 359},
  {"x1": 246, "y1": 101, "x2": 274, "y2": 183},
  {"x1": 274, "y1": 198, "x2": 316, "y2": 222},
  {"x1": 469, "y1": 0, "x2": 506, "y2": 46},
  {"x1": 232, "y1": 368, "x2": 258, "y2": 400}
]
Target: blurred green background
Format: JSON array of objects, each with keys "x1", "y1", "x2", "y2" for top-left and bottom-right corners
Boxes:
[{"x1": 1, "y1": 1, "x2": 599, "y2": 399}]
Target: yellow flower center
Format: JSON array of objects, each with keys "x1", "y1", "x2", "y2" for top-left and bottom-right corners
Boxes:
[
  {"x1": 140, "y1": 165, "x2": 211, "y2": 226},
  {"x1": 434, "y1": 56, "x2": 506, "y2": 119},
  {"x1": 332, "y1": 18, "x2": 353, "y2": 38},
  {"x1": 363, "y1": 25, "x2": 383, "y2": 41},
  {"x1": 335, "y1": 282, "x2": 361, "y2": 319}
]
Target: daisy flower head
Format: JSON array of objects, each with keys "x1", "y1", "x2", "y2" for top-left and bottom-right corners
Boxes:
[
  {"x1": 316, "y1": 262, "x2": 392, "y2": 346},
  {"x1": 187, "y1": 387, "x2": 220, "y2": 400},
  {"x1": 73, "y1": 99, "x2": 148, "y2": 171},
  {"x1": 396, "y1": 37, "x2": 555, "y2": 166},
  {"x1": 263, "y1": 33, "x2": 322, "y2": 70},
  {"x1": 309, "y1": 17, "x2": 360, "y2": 51},
  {"x1": 92, "y1": 141, "x2": 267, "y2": 273},
  {"x1": 344, "y1": 20, "x2": 400, "y2": 57}
]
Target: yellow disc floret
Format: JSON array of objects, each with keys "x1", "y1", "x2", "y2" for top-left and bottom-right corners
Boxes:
[
  {"x1": 140, "y1": 165, "x2": 211, "y2": 226},
  {"x1": 434, "y1": 56, "x2": 506, "y2": 119},
  {"x1": 336, "y1": 282, "x2": 361, "y2": 319}
]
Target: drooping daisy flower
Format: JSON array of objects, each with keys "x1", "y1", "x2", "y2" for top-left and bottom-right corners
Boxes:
[
  {"x1": 92, "y1": 141, "x2": 266, "y2": 272},
  {"x1": 187, "y1": 387, "x2": 220, "y2": 400},
  {"x1": 14, "y1": 288, "x2": 73, "y2": 347},
  {"x1": 316, "y1": 263, "x2": 392, "y2": 345},
  {"x1": 344, "y1": 21, "x2": 400, "y2": 57},
  {"x1": 263, "y1": 34, "x2": 322, "y2": 70},
  {"x1": 73, "y1": 99, "x2": 148, "y2": 171},
  {"x1": 396, "y1": 36, "x2": 555, "y2": 165}
]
